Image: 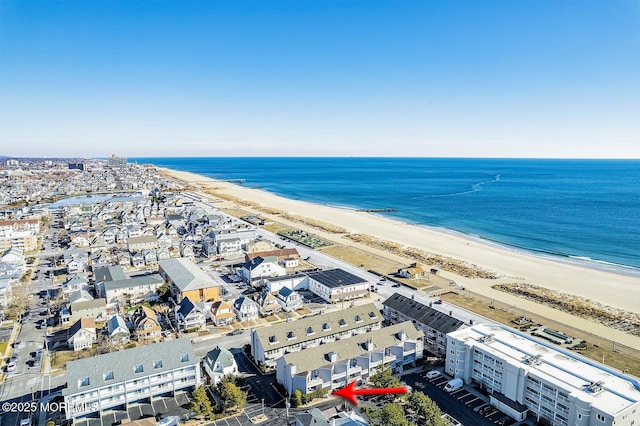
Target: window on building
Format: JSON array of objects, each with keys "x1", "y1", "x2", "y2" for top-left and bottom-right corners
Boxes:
[
  {"x1": 368, "y1": 311, "x2": 377, "y2": 319},
  {"x1": 306, "y1": 327, "x2": 314, "y2": 335},
  {"x1": 103, "y1": 371, "x2": 114, "y2": 381},
  {"x1": 287, "y1": 331, "x2": 295, "y2": 340},
  {"x1": 339, "y1": 319, "x2": 346, "y2": 327},
  {"x1": 134, "y1": 364, "x2": 144, "y2": 373},
  {"x1": 597, "y1": 414, "x2": 605, "y2": 422},
  {"x1": 354, "y1": 315, "x2": 362, "y2": 323},
  {"x1": 269, "y1": 336, "x2": 278, "y2": 344},
  {"x1": 79, "y1": 377, "x2": 90, "y2": 387},
  {"x1": 322, "y1": 323, "x2": 330, "y2": 331},
  {"x1": 181, "y1": 354, "x2": 190, "y2": 362},
  {"x1": 154, "y1": 360, "x2": 163, "y2": 369}
]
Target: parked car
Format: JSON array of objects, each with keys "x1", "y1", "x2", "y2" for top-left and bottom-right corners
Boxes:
[
  {"x1": 228, "y1": 329, "x2": 244, "y2": 336},
  {"x1": 444, "y1": 378, "x2": 463, "y2": 392},
  {"x1": 426, "y1": 370, "x2": 442, "y2": 379}
]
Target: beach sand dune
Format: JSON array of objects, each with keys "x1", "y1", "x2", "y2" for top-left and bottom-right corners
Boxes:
[{"x1": 163, "y1": 168, "x2": 640, "y2": 349}]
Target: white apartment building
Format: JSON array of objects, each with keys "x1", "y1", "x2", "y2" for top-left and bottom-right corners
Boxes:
[
  {"x1": 63, "y1": 338, "x2": 200, "y2": 420},
  {"x1": 446, "y1": 324, "x2": 640, "y2": 426},
  {"x1": 276, "y1": 321, "x2": 423, "y2": 396},
  {"x1": 307, "y1": 269, "x2": 370, "y2": 303},
  {"x1": 251, "y1": 303, "x2": 383, "y2": 370}
]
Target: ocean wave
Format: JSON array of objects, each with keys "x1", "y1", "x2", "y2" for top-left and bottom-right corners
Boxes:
[{"x1": 411, "y1": 173, "x2": 501, "y2": 199}]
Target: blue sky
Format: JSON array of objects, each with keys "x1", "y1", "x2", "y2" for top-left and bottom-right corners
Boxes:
[{"x1": 1, "y1": 0, "x2": 639, "y2": 158}]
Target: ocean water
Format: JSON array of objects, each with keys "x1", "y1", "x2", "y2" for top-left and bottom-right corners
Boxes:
[{"x1": 132, "y1": 157, "x2": 640, "y2": 274}]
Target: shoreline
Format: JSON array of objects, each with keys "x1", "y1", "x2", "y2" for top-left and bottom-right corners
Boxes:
[{"x1": 157, "y1": 166, "x2": 640, "y2": 349}]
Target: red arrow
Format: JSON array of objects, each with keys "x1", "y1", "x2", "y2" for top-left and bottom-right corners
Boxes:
[{"x1": 332, "y1": 380, "x2": 408, "y2": 406}]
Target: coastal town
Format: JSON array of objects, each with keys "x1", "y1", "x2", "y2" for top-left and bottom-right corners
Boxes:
[{"x1": 1, "y1": 156, "x2": 639, "y2": 426}]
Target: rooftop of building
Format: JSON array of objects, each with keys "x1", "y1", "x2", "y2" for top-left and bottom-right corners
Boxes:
[
  {"x1": 282, "y1": 321, "x2": 423, "y2": 374},
  {"x1": 64, "y1": 338, "x2": 196, "y2": 395},
  {"x1": 448, "y1": 324, "x2": 640, "y2": 415},
  {"x1": 307, "y1": 269, "x2": 367, "y2": 289},
  {"x1": 383, "y1": 292, "x2": 466, "y2": 334},
  {"x1": 254, "y1": 303, "x2": 382, "y2": 352}
]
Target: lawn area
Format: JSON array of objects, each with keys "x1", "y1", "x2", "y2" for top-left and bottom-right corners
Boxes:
[{"x1": 319, "y1": 245, "x2": 406, "y2": 274}]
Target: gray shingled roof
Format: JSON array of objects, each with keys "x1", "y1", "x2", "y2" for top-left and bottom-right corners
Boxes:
[
  {"x1": 254, "y1": 303, "x2": 382, "y2": 352},
  {"x1": 103, "y1": 274, "x2": 164, "y2": 292},
  {"x1": 282, "y1": 321, "x2": 423, "y2": 374},
  {"x1": 158, "y1": 258, "x2": 219, "y2": 292},
  {"x1": 94, "y1": 265, "x2": 127, "y2": 282},
  {"x1": 204, "y1": 346, "x2": 235, "y2": 370},
  {"x1": 63, "y1": 338, "x2": 196, "y2": 395},
  {"x1": 307, "y1": 269, "x2": 367, "y2": 288},
  {"x1": 383, "y1": 292, "x2": 465, "y2": 334}
]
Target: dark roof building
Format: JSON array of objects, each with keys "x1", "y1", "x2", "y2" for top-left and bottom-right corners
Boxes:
[{"x1": 382, "y1": 292, "x2": 466, "y2": 356}]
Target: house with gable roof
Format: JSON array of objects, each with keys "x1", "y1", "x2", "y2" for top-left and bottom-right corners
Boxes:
[
  {"x1": 203, "y1": 346, "x2": 238, "y2": 385},
  {"x1": 175, "y1": 297, "x2": 207, "y2": 332}
]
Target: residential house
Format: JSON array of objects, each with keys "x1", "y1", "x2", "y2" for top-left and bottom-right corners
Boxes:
[
  {"x1": 397, "y1": 262, "x2": 428, "y2": 279},
  {"x1": 130, "y1": 252, "x2": 145, "y2": 268},
  {"x1": 238, "y1": 256, "x2": 286, "y2": 283},
  {"x1": 107, "y1": 314, "x2": 130, "y2": 345},
  {"x1": 69, "y1": 298, "x2": 107, "y2": 322},
  {"x1": 276, "y1": 287, "x2": 304, "y2": 312},
  {"x1": 233, "y1": 297, "x2": 259, "y2": 323},
  {"x1": 251, "y1": 303, "x2": 383, "y2": 370},
  {"x1": 307, "y1": 269, "x2": 370, "y2": 303},
  {"x1": 202, "y1": 346, "x2": 238, "y2": 385},
  {"x1": 142, "y1": 249, "x2": 158, "y2": 265},
  {"x1": 62, "y1": 274, "x2": 90, "y2": 294},
  {"x1": 131, "y1": 305, "x2": 162, "y2": 342},
  {"x1": 69, "y1": 234, "x2": 90, "y2": 248},
  {"x1": 257, "y1": 291, "x2": 281, "y2": 317},
  {"x1": 295, "y1": 408, "x2": 329, "y2": 426},
  {"x1": 67, "y1": 318, "x2": 97, "y2": 351},
  {"x1": 382, "y1": 292, "x2": 466, "y2": 357},
  {"x1": 158, "y1": 258, "x2": 220, "y2": 303},
  {"x1": 175, "y1": 297, "x2": 207, "y2": 332},
  {"x1": 210, "y1": 301, "x2": 235, "y2": 327},
  {"x1": 276, "y1": 321, "x2": 424, "y2": 396},
  {"x1": 64, "y1": 249, "x2": 89, "y2": 274},
  {"x1": 62, "y1": 338, "x2": 200, "y2": 420}
]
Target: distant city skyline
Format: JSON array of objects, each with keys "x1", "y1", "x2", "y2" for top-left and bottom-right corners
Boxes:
[{"x1": 1, "y1": 0, "x2": 639, "y2": 159}]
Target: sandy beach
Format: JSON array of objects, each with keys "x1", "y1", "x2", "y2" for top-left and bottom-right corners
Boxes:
[{"x1": 161, "y1": 168, "x2": 640, "y2": 350}]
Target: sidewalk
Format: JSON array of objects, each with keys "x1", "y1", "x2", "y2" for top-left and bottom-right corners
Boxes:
[{"x1": 0, "y1": 321, "x2": 21, "y2": 384}]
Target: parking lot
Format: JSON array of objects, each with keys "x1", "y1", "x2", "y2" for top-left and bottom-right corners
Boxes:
[{"x1": 402, "y1": 372, "x2": 504, "y2": 426}]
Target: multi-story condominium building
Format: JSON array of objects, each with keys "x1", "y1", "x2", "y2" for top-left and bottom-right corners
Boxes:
[
  {"x1": 251, "y1": 303, "x2": 383, "y2": 370},
  {"x1": 63, "y1": 338, "x2": 199, "y2": 420},
  {"x1": 383, "y1": 292, "x2": 467, "y2": 357},
  {"x1": 127, "y1": 235, "x2": 159, "y2": 252},
  {"x1": 0, "y1": 230, "x2": 37, "y2": 251},
  {"x1": 307, "y1": 269, "x2": 370, "y2": 303},
  {"x1": 446, "y1": 324, "x2": 640, "y2": 425},
  {"x1": 107, "y1": 154, "x2": 127, "y2": 168},
  {"x1": 0, "y1": 218, "x2": 40, "y2": 234},
  {"x1": 158, "y1": 258, "x2": 220, "y2": 303},
  {"x1": 98, "y1": 274, "x2": 165, "y2": 306},
  {"x1": 276, "y1": 321, "x2": 423, "y2": 396}
]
